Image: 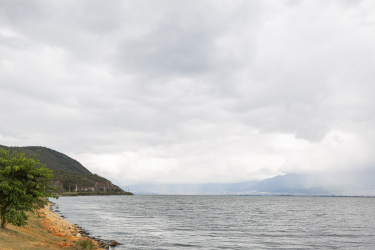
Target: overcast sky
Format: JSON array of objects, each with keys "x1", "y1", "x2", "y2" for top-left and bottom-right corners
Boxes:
[{"x1": 1, "y1": 0, "x2": 375, "y2": 185}]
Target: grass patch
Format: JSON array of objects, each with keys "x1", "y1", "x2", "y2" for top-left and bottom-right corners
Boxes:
[
  {"x1": 74, "y1": 239, "x2": 97, "y2": 249},
  {"x1": 0, "y1": 212, "x2": 76, "y2": 249}
]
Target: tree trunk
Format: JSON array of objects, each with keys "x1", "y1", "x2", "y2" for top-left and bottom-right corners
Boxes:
[{"x1": 0, "y1": 209, "x2": 6, "y2": 229}]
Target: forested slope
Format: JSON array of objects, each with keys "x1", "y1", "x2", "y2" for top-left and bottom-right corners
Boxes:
[
  {"x1": 0, "y1": 145, "x2": 127, "y2": 193},
  {"x1": 0, "y1": 145, "x2": 91, "y2": 174}
]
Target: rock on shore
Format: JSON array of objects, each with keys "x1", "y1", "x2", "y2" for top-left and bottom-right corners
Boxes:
[
  {"x1": 38, "y1": 202, "x2": 123, "y2": 249},
  {"x1": 37, "y1": 202, "x2": 99, "y2": 247}
]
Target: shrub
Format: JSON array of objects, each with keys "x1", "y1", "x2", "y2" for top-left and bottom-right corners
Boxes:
[
  {"x1": 75, "y1": 239, "x2": 96, "y2": 250},
  {"x1": 0, "y1": 149, "x2": 58, "y2": 228}
]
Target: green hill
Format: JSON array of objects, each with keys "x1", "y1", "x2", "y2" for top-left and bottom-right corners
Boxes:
[
  {"x1": 0, "y1": 145, "x2": 129, "y2": 194},
  {"x1": 51, "y1": 171, "x2": 115, "y2": 190},
  {"x1": 0, "y1": 145, "x2": 91, "y2": 174}
]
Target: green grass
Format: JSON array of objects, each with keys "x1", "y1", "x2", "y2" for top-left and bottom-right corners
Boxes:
[
  {"x1": 0, "y1": 213, "x2": 78, "y2": 249},
  {"x1": 74, "y1": 239, "x2": 97, "y2": 250}
]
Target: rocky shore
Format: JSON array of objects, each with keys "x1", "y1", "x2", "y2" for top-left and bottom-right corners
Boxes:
[{"x1": 39, "y1": 201, "x2": 122, "y2": 249}]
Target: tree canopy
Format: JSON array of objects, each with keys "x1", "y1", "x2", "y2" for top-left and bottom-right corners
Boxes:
[{"x1": 0, "y1": 148, "x2": 57, "y2": 228}]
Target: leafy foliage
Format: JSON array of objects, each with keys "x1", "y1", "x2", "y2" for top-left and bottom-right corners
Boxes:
[
  {"x1": 0, "y1": 145, "x2": 91, "y2": 174},
  {"x1": 52, "y1": 171, "x2": 109, "y2": 190},
  {"x1": 0, "y1": 149, "x2": 58, "y2": 228}
]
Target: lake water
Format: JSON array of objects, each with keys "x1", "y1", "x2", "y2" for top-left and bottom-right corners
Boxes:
[{"x1": 51, "y1": 195, "x2": 375, "y2": 249}]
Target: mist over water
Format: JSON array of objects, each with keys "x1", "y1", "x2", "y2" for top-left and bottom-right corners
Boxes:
[
  {"x1": 126, "y1": 169, "x2": 375, "y2": 195},
  {"x1": 52, "y1": 195, "x2": 375, "y2": 249}
]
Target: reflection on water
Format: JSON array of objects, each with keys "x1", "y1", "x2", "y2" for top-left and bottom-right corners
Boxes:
[{"x1": 51, "y1": 195, "x2": 375, "y2": 249}]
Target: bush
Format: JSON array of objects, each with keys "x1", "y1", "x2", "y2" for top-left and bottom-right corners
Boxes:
[
  {"x1": 36, "y1": 198, "x2": 48, "y2": 208},
  {"x1": 75, "y1": 239, "x2": 96, "y2": 250},
  {"x1": 0, "y1": 149, "x2": 58, "y2": 228}
]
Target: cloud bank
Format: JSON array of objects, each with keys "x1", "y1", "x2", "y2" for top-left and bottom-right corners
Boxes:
[{"x1": 1, "y1": 0, "x2": 375, "y2": 185}]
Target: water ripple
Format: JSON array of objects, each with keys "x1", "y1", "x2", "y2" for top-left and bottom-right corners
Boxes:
[{"x1": 51, "y1": 196, "x2": 375, "y2": 249}]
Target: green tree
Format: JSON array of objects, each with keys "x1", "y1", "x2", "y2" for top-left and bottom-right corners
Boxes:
[{"x1": 0, "y1": 149, "x2": 57, "y2": 229}]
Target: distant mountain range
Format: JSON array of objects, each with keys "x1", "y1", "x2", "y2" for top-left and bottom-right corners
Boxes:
[
  {"x1": 124, "y1": 181, "x2": 259, "y2": 195},
  {"x1": 126, "y1": 169, "x2": 375, "y2": 196},
  {"x1": 248, "y1": 169, "x2": 375, "y2": 195},
  {"x1": 3, "y1": 144, "x2": 373, "y2": 196}
]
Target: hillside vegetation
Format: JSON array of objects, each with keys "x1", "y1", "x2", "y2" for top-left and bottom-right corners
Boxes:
[
  {"x1": 52, "y1": 171, "x2": 123, "y2": 191},
  {"x1": 0, "y1": 145, "x2": 129, "y2": 194},
  {"x1": 0, "y1": 145, "x2": 91, "y2": 174}
]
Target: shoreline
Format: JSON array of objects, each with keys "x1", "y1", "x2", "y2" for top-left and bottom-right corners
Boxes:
[
  {"x1": 37, "y1": 202, "x2": 95, "y2": 248},
  {"x1": 55, "y1": 192, "x2": 133, "y2": 197},
  {"x1": 0, "y1": 204, "x2": 89, "y2": 250},
  {"x1": 44, "y1": 201, "x2": 121, "y2": 249}
]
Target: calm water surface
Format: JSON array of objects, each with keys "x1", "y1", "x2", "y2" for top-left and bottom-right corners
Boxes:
[{"x1": 51, "y1": 195, "x2": 375, "y2": 249}]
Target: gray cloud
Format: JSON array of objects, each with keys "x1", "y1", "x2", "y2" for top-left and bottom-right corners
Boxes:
[
  {"x1": 1, "y1": 0, "x2": 375, "y2": 185},
  {"x1": 117, "y1": 14, "x2": 217, "y2": 77}
]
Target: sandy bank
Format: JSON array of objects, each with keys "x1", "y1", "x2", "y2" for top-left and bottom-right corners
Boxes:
[
  {"x1": 0, "y1": 204, "x2": 93, "y2": 249},
  {"x1": 38, "y1": 202, "x2": 100, "y2": 248},
  {"x1": 39, "y1": 203, "x2": 84, "y2": 239},
  {"x1": 0, "y1": 202, "x2": 116, "y2": 249},
  {"x1": 42, "y1": 202, "x2": 121, "y2": 249}
]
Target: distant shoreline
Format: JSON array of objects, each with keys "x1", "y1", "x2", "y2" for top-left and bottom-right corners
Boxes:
[
  {"x1": 130, "y1": 193, "x2": 375, "y2": 197},
  {"x1": 54, "y1": 191, "x2": 134, "y2": 197}
]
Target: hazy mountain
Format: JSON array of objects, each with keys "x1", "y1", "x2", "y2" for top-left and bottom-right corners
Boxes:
[
  {"x1": 247, "y1": 174, "x2": 331, "y2": 194},
  {"x1": 127, "y1": 168, "x2": 375, "y2": 195},
  {"x1": 124, "y1": 181, "x2": 259, "y2": 195},
  {"x1": 247, "y1": 169, "x2": 375, "y2": 195}
]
